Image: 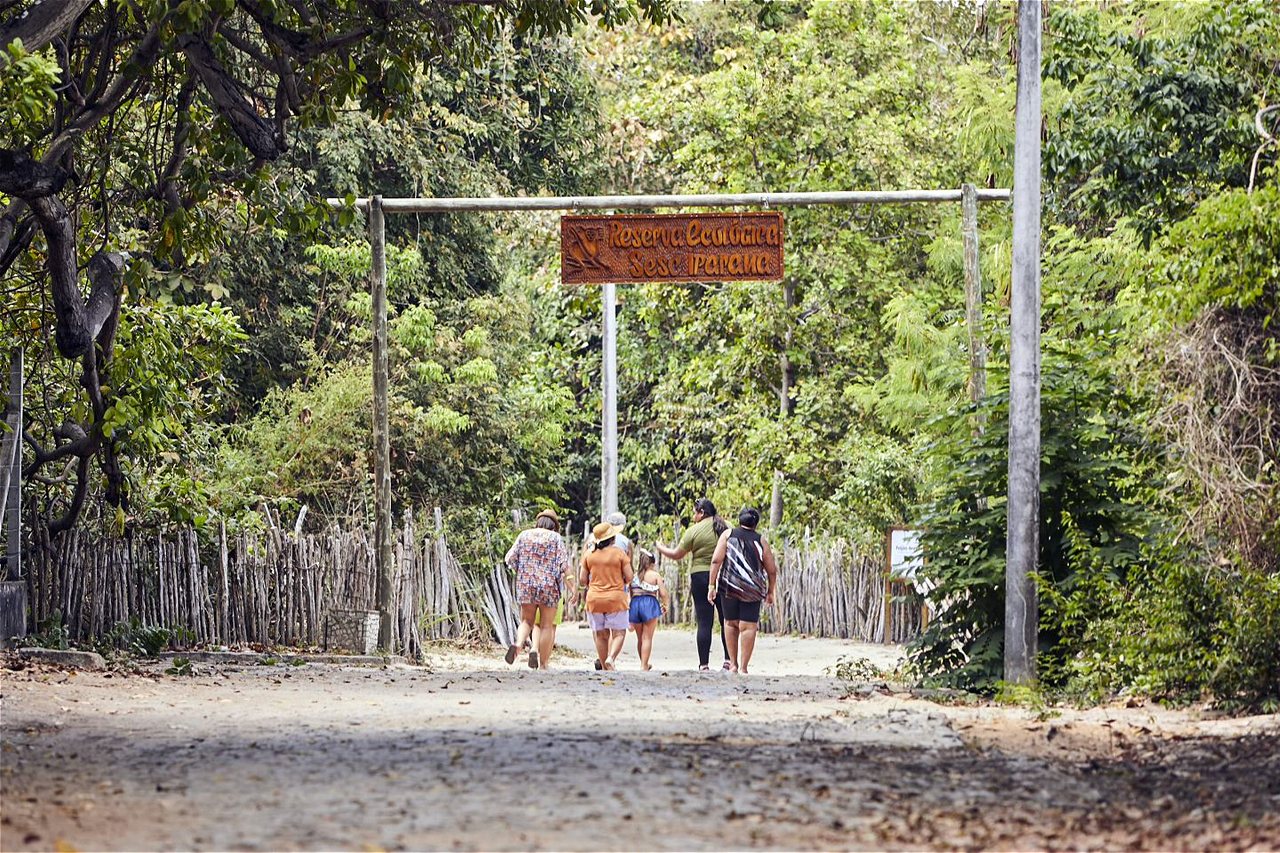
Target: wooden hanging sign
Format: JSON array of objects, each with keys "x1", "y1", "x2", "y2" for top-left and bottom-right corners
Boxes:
[{"x1": 561, "y1": 212, "x2": 784, "y2": 284}]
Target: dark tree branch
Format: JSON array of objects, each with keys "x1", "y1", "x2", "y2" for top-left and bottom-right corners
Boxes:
[
  {"x1": 52, "y1": 32, "x2": 85, "y2": 107},
  {"x1": 80, "y1": 3, "x2": 118, "y2": 109},
  {"x1": 22, "y1": 424, "x2": 93, "y2": 478},
  {"x1": 0, "y1": 149, "x2": 69, "y2": 197},
  {"x1": 26, "y1": 193, "x2": 91, "y2": 358},
  {"x1": 20, "y1": 189, "x2": 123, "y2": 360},
  {"x1": 179, "y1": 31, "x2": 284, "y2": 160},
  {"x1": 156, "y1": 74, "x2": 196, "y2": 216},
  {"x1": 219, "y1": 24, "x2": 275, "y2": 68},
  {"x1": 40, "y1": 10, "x2": 167, "y2": 168},
  {"x1": 236, "y1": 1, "x2": 370, "y2": 60},
  {"x1": 0, "y1": 207, "x2": 35, "y2": 277},
  {"x1": 47, "y1": 454, "x2": 90, "y2": 534},
  {"x1": 0, "y1": 0, "x2": 94, "y2": 53},
  {"x1": 85, "y1": 250, "x2": 124, "y2": 348},
  {"x1": 0, "y1": 196, "x2": 28, "y2": 257}
]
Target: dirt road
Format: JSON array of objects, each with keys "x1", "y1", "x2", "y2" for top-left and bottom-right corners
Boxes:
[{"x1": 2, "y1": 627, "x2": 1278, "y2": 851}]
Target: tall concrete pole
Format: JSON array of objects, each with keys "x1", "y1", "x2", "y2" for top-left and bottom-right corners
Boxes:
[
  {"x1": 1006, "y1": 0, "x2": 1042, "y2": 684},
  {"x1": 370, "y1": 195, "x2": 394, "y2": 650},
  {"x1": 601, "y1": 281, "x2": 618, "y2": 518}
]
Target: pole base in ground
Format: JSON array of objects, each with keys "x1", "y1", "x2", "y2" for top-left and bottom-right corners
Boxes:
[{"x1": 0, "y1": 580, "x2": 28, "y2": 649}]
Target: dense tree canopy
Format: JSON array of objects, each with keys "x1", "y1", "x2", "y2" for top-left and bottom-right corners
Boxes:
[{"x1": 0, "y1": 0, "x2": 670, "y2": 530}]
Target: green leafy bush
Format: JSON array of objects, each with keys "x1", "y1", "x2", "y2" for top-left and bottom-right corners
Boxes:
[
  {"x1": 166, "y1": 657, "x2": 195, "y2": 677},
  {"x1": 27, "y1": 612, "x2": 70, "y2": 651},
  {"x1": 908, "y1": 336, "x2": 1159, "y2": 693},
  {"x1": 103, "y1": 618, "x2": 174, "y2": 658}
]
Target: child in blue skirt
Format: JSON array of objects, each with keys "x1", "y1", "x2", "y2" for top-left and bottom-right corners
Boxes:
[{"x1": 628, "y1": 549, "x2": 669, "y2": 671}]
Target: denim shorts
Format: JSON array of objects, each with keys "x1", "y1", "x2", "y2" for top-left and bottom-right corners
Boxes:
[
  {"x1": 628, "y1": 594, "x2": 662, "y2": 625},
  {"x1": 586, "y1": 610, "x2": 629, "y2": 631}
]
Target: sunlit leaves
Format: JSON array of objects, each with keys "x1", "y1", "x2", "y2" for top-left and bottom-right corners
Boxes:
[{"x1": 0, "y1": 39, "x2": 59, "y2": 146}]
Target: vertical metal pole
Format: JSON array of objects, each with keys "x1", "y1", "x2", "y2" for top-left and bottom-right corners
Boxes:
[
  {"x1": 601, "y1": 282, "x2": 618, "y2": 518},
  {"x1": 1006, "y1": 0, "x2": 1041, "y2": 685},
  {"x1": 4, "y1": 349, "x2": 23, "y2": 581},
  {"x1": 769, "y1": 279, "x2": 795, "y2": 529},
  {"x1": 962, "y1": 183, "x2": 987, "y2": 413},
  {"x1": 370, "y1": 196, "x2": 393, "y2": 650}
]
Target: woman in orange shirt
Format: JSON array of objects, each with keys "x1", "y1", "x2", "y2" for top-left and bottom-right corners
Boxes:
[{"x1": 577, "y1": 521, "x2": 634, "y2": 670}]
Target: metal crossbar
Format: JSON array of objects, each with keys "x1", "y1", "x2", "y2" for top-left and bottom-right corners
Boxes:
[{"x1": 326, "y1": 188, "x2": 1011, "y2": 213}]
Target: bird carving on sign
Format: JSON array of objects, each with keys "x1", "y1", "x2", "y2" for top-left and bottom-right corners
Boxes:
[{"x1": 564, "y1": 225, "x2": 607, "y2": 272}]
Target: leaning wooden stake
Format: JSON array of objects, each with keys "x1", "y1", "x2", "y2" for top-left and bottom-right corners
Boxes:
[{"x1": 962, "y1": 183, "x2": 987, "y2": 413}]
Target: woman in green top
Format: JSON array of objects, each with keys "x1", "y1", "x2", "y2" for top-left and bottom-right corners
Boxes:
[{"x1": 656, "y1": 497, "x2": 730, "y2": 670}]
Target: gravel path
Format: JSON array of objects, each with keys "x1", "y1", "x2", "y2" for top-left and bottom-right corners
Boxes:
[{"x1": 2, "y1": 628, "x2": 1278, "y2": 851}]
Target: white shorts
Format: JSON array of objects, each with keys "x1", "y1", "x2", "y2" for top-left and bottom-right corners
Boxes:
[{"x1": 586, "y1": 610, "x2": 629, "y2": 631}]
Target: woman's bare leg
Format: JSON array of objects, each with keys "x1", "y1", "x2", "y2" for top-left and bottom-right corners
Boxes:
[
  {"x1": 606, "y1": 628, "x2": 626, "y2": 667},
  {"x1": 737, "y1": 621, "x2": 758, "y2": 674},
  {"x1": 724, "y1": 619, "x2": 741, "y2": 672},
  {"x1": 638, "y1": 620, "x2": 657, "y2": 670},
  {"x1": 511, "y1": 603, "x2": 537, "y2": 661},
  {"x1": 536, "y1": 605, "x2": 557, "y2": 668},
  {"x1": 593, "y1": 629, "x2": 610, "y2": 667}
]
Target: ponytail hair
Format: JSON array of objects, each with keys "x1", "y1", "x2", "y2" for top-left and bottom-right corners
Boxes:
[{"x1": 694, "y1": 497, "x2": 727, "y2": 536}]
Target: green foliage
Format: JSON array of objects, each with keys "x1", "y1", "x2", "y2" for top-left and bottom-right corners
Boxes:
[
  {"x1": 1209, "y1": 569, "x2": 1280, "y2": 713},
  {"x1": 994, "y1": 682, "x2": 1059, "y2": 720},
  {"x1": 165, "y1": 657, "x2": 195, "y2": 677},
  {"x1": 27, "y1": 612, "x2": 70, "y2": 650},
  {"x1": 1043, "y1": 1, "x2": 1275, "y2": 239},
  {"x1": 1142, "y1": 182, "x2": 1280, "y2": 335},
  {"x1": 1043, "y1": 539, "x2": 1280, "y2": 714},
  {"x1": 909, "y1": 338, "x2": 1160, "y2": 693},
  {"x1": 104, "y1": 619, "x2": 175, "y2": 657},
  {"x1": 575, "y1": 0, "x2": 961, "y2": 532},
  {"x1": 829, "y1": 655, "x2": 893, "y2": 683},
  {"x1": 0, "y1": 39, "x2": 58, "y2": 145}
]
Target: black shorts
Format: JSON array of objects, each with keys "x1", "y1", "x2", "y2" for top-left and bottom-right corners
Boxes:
[{"x1": 721, "y1": 596, "x2": 762, "y2": 623}]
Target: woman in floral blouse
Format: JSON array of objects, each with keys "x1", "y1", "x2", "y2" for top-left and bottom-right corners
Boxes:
[{"x1": 504, "y1": 509, "x2": 570, "y2": 669}]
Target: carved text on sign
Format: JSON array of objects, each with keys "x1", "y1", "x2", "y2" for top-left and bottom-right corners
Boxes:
[{"x1": 561, "y1": 212, "x2": 785, "y2": 284}]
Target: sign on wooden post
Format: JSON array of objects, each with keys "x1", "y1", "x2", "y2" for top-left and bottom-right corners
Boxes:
[
  {"x1": 561, "y1": 212, "x2": 785, "y2": 285},
  {"x1": 883, "y1": 527, "x2": 928, "y2": 644}
]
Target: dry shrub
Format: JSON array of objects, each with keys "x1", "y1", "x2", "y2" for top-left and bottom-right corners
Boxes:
[{"x1": 1156, "y1": 306, "x2": 1280, "y2": 573}]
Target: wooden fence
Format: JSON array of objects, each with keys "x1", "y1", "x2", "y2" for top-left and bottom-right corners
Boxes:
[{"x1": 24, "y1": 514, "x2": 923, "y2": 656}]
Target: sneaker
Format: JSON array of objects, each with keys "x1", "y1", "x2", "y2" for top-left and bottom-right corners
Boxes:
[{"x1": 698, "y1": 664, "x2": 710, "y2": 672}]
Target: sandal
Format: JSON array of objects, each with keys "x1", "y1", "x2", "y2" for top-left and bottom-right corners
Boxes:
[
  {"x1": 528, "y1": 651, "x2": 539, "y2": 669},
  {"x1": 698, "y1": 664, "x2": 710, "y2": 672},
  {"x1": 594, "y1": 659, "x2": 603, "y2": 671},
  {"x1": 504, "y1": 644, "x2": 519, "y2": 665},
  {"x1": 721, "y1": 660, "x2": 732, "y2": 671}
]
